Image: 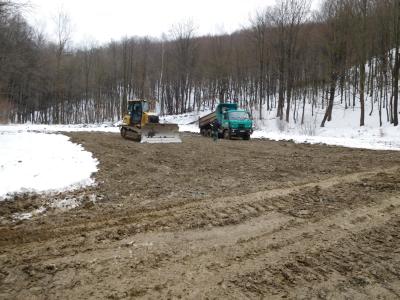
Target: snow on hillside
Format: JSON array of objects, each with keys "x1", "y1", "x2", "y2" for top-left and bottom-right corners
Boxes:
[
  {"x1": 0, "y1": 131, "x2": 98, "y2": 200},
  {"x1": 1, "y1": 97, "x2": 398, "y2": 152},
  {"x1": 159, "y1": 100, "x2": 400, "y2": 151},
  {"x1": 160, "y1": 109, "x2": 212, "y2": 133},
  {"x1": 161, "y1": 109, "x2": 212, "y2": 124},
  {"x1": 250, "y1": 102, "x2": 400, "y2": 151}
]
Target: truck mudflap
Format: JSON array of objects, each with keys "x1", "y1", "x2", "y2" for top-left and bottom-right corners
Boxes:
[{"x1": 140, "y1": 123, "x2": 182, "y2": 144}]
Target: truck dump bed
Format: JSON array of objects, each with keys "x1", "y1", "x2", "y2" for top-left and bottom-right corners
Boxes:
[{"x1": 199, "y1": 112, "x2": 216, "y2": 128}]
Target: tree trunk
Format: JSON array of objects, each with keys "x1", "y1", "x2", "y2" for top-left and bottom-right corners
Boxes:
[
  {"x1": 392, "y1": 0, "x2": 400, "y2": 126},
  {"x1": 394, "y1": 48, "x2": 399, "y2": 126},
  {"x1": 359, "y1": 63, "x2": 365, "y2": 126},
  {"x1": 321, "y1": 75, "x2": 336, "y2": 127}
]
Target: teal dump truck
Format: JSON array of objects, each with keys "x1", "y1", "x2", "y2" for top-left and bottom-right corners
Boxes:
[{"x1": 199, "y1": 103, "x2": 253, "y2": 140}]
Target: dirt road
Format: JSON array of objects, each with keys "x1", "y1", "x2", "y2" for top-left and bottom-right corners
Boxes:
[{"x1": 1, "y1": 133, "x2": 400, "y2": 299}]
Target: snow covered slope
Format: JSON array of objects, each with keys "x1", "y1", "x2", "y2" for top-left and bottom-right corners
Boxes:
[
  {"x1": 160, "y1": 109, "x2": 212, "y2": 133},
  {"x1": 251, "y1": 105, "x2": 400, "y2": 151},
  {"x1": 158, "y1": 103, "x2": 400, "y2": 151},
  {"x1": 0, "y1": 131, "x2": 98, "y2": 200},
  {"x1": 0, "y1": 123, "x2": 120, "y2": 134}
]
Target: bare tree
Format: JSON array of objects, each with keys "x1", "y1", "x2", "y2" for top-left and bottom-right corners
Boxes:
[
  {"x1": 392, "y1": 0, "x2": 399, "y2": 126},
  {"x1": 249, "y1": 9, "x2": 271, "y2": 119},
  {"x1": 269, "y1": 0, "x2": 311, "y2": 122},
  {"x1": 1, "y1": 0, "x2": 399, "y2": 131},
  {"x1": 52, "y1": 8, "x2": 72, "y2": 123},
  {"x1": 347, "y1": 0, "x2": 371, "y2": 126},
  {"x1": 169, "y1": 20, "x2": 198, "y2": 114},
  {"x1": 54, "y1": 9, "x2": 72, "y2": 61},
  {"x1": 319, "y1": 0, "x2": 348, "y2": 127}
]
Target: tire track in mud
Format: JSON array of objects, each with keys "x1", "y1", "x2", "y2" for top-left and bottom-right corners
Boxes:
[
  {"x1": 82, "y1": 166, "x2": 400, "y2": 242},
  {"x1": 231, "y1": 213, "x2": 400, "y2": 299},
  {"x1": 0, "y1": 166, "x2": 398, "y2": 274},
  {"x1": 1, "y1": 167, "x2": 397, "y2": 249},
  {"x1": 2, "y1": 168, "x2": 400, "y2": 299},
  {"x1": 110, "y1": 195, "x2": 400, "y2": 299},
  {"x1": 32, "y1": 183, "x2": 400, "y2": 299},
  {"x1": 2, "y1": 134, "x2": 400, "y2": 299}
]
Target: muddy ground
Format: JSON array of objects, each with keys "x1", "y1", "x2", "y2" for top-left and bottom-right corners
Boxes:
[{"x1": 1, "y1": 132, "x2": 400, "y2": 299}]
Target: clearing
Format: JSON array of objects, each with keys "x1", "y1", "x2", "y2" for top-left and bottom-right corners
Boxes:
[{"x1": 1, "y1": 132, "x2": 400, "y2": 299}]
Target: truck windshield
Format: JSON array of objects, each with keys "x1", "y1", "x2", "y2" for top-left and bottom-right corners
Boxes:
[{"x1": 229, "y1": 111, "x2": 249, "y2": 121}]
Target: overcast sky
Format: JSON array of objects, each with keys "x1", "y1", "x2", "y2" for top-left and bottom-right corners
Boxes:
[{"x1": 26, "y1": 0, "x2": 321, "y2": 46}]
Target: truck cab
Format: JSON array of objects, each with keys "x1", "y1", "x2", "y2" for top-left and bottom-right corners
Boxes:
[
  {"x1": 199, "y1": 103, "x2": 253, "y2": 140},
  {"x1": 218, "y1": 104, "x2": 253, "y2": 140}
]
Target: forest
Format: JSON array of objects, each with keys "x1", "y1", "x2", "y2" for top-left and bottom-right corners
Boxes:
[{"x1": 0, "y1": 0, "x2": 399, "y2": 127}]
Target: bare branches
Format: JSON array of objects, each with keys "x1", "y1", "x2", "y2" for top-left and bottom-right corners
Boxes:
[
  {"x1": 169, "y1": 20, "x2": 197, "y2": 42},
  {"x1": 53, "y1": 9, "x2": 72, "y2": 57},
  {"x1": 0, "y1": 0, "x2": 398, "y2": 128},
  {"x1": 0, "y1": 1, "x2": 21, "y2": 19}
]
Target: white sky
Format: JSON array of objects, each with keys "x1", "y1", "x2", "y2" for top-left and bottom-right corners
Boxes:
[{"x1": 25, "y1": 0, "x2": 321, "y2": 46}]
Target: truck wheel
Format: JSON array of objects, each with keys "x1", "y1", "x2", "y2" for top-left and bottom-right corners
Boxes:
[
  {"x1": 224, "y1": 130, "x2": 231, "y2": 140},
  {"x1": 120, "y1": 127, "x2": 127, "y2": 138},
  {"x1": 243, "y1": 134, "x2": 250, "y2": 141}
]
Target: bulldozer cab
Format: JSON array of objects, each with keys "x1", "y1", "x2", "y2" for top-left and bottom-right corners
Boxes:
[{"x1": 128, "y1": 100, "x2": 149, "y2": 125}]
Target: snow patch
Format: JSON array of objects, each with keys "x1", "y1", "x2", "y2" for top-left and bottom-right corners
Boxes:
[
  {"x1": 0, "y1": 131, "x2": 98, "y2": 200},
  {"x1": 12, "y1": 206, "x2": 46, "y2": 221},
  {"x1": 50, "y1": 198, "x2": 82, "y2": 211},
  {"x1": 179, "y1": 124, "x2": 201, "y2": 133},
  {"x1": 0, "y1": 123, "x2": 120, "y2": 134}
]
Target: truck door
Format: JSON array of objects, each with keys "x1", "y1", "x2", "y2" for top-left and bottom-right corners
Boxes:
[{"x1": 222, "y1": 112, "x2": 230, "y2": 129}]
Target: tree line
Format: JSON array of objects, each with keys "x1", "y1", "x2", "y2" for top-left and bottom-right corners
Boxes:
[{"x1": 0, "y1": 0, "x2": 399, "y2": 127}]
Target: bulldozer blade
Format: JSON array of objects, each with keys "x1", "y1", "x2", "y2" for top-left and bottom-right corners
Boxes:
[{"x1": 140, "y1": 123, "x2": 182, "y2": 144}]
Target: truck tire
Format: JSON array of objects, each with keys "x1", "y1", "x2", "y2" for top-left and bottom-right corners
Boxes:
[
  {"x1": 243, "y1": 133, "x2": 250, "y2": 140},
  {"x1": 120, "y1": 127, "x2": 127, "y2": 138},
  {"x1": 224, "y1": 130, "x2": 231, "y2": 140}
]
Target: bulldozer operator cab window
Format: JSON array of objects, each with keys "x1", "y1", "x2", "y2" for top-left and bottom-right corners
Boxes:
[
  {"x1": 131, "y1": 103, "x2": 142, "y2": 124},
  {"x1": 229, "y1": 111, "x2": 250, "y2": 121},
  {"x1": 142, "y1": 102, "x2": 149, "y2": 112}
]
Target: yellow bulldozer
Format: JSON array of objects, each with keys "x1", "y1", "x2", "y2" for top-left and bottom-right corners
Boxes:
[{"x1": 120, "y1": 99, "x2": 181, "y2": 143}]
